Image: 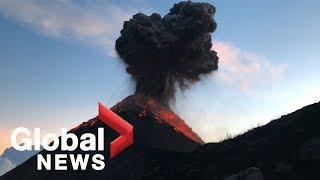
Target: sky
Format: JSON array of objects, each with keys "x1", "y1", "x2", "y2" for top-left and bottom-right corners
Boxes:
[{"x1": 0, "y1": 0, "x2": 320, "y2": 154}]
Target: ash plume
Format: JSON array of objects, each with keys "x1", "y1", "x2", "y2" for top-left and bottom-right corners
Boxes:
[{"x1": 115, "y1": 1, "x2": 219, "y2": 105}]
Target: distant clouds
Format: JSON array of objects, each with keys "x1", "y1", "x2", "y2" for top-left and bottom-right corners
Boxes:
[
  {"x1": 0, "y1": 0, "x2": 136, "y2": 56},
  {"x1": 0, "y1": 157, "x2": 15, "y2": 176},
  {"x1": 0, "y1": 145, "x2": 41, "y2": 176},
  {"x1": 213, "y1": 41, "x2": 287, "y2": 92}
]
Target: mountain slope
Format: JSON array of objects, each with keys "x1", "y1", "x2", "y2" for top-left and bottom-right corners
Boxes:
[
  {"x1": 2, "y1": 100, "x2": 320, "y2": 179},
  {"x1": 145, "y1": 102, "x2": 320, "y2": 179}
]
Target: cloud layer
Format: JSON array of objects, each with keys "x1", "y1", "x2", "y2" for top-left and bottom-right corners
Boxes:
[
  {"x1": 213, "y1": 41, "x2": 287, "y2": 91},
  {"x1": 0, "y1": 0, "x2": 135, "y2": 56},
  {"x1": 0, "y1": 157, "x2": 15, "y2": 176},
  {"x1": 0, "y1": 145, "x2": 41, "y2": 176}
]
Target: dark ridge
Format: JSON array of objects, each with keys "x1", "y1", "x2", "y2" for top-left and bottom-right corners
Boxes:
[{"x1": 145, "y1": 101, "x2": 320, "y2": 179}]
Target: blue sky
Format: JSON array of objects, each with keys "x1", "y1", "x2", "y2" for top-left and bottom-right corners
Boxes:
[{"x1": 0, "y1": 0, "x2": 319, "y2": 153}]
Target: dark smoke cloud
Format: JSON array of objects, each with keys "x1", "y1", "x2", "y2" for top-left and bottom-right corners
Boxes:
[{"x1": 115, "y1": 1, "x2": 219, "y2": 105}]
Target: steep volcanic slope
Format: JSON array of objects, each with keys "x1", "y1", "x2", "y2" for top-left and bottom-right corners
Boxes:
[
  {"x1": 145, "y1": 102, "x2": 320, "y2": 179},
  {"x1": 111, "y1": 95, "x2": 204, "y2": 145},
  {"x1": 2, "y1": 95, "x2": 202, "y2": 180}
]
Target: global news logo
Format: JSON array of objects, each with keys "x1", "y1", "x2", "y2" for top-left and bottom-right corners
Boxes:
[{"x1": 10, "y1": 103, "x2": 134, "y2": 171}]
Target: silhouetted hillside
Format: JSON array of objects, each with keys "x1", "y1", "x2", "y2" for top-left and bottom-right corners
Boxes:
[
  {"x1": 2, "y1": 100, "x2": 320, "y2": 180},
  {"x1": 145, "y1": 101, "x2": 320, "y2": 179}
]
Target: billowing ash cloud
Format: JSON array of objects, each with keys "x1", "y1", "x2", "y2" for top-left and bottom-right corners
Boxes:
[{"x1": 116, "y1": 1, "x2": 219, "y2": 105}]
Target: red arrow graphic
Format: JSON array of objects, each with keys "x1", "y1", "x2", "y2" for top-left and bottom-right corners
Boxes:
[{"x1": 98, "y1": 102, "x2": 134, "y2": 159}]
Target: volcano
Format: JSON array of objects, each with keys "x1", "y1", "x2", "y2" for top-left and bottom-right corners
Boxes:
[{"x1": 1, "y1": 95, "x2": 203, "y2": 180}]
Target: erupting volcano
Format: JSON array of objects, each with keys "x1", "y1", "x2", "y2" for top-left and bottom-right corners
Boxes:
[
  {"x1": 2, "y1": 1, "x2": 219, "y2": 179},
  {"x1": 113, "y1": 0, "x2": 219, "y2": 145},
  {"x1": 70, "y1": 0, "x2": 219, "y2": 153},
  {"x1": 112, "y1": 95, "x2": 204, "y2": 144}
]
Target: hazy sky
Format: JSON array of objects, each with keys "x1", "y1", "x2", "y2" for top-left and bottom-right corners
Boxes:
[{"x1": 0, "y1": 0, "x2": 320, "y2": 153}]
